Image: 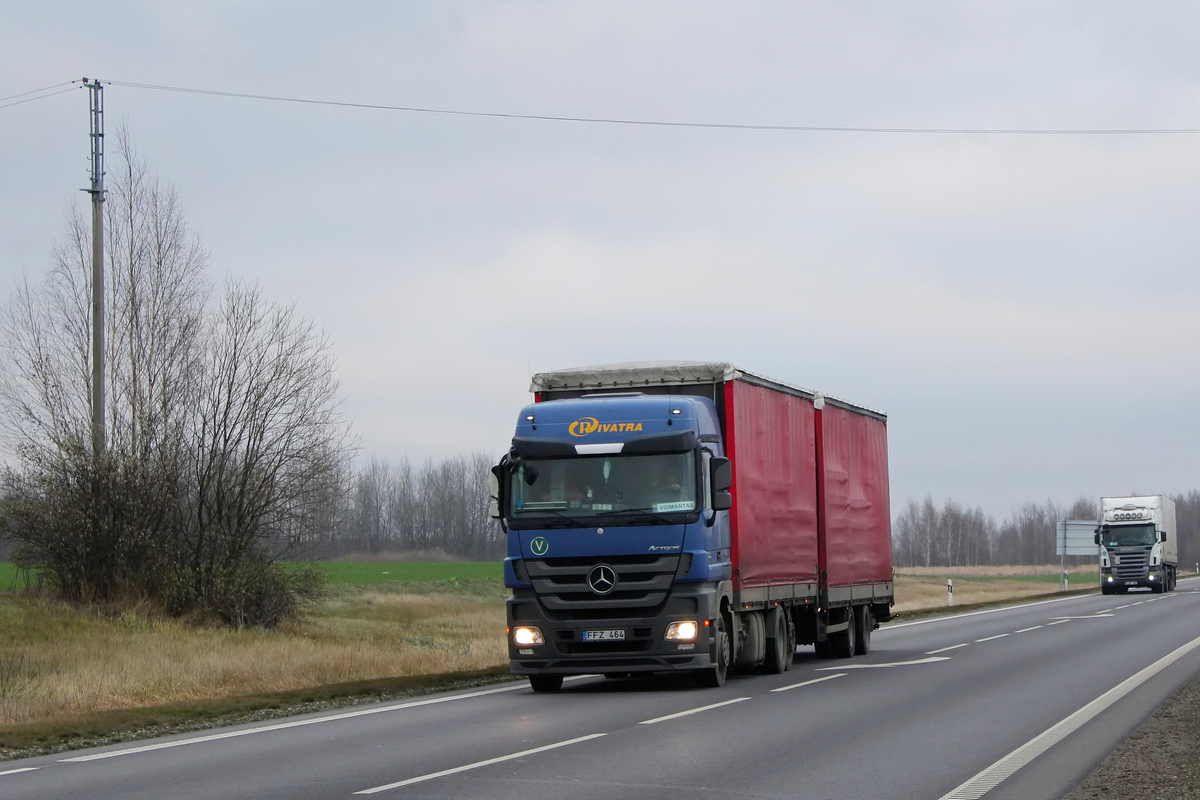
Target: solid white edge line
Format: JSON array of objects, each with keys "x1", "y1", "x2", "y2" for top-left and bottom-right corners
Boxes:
[
  {"x1": 936, "y1": 632, "x2": 1200, "y2": 800},
  {"x1": 1050, "y1": 615, "x2": 1114, "y2": 620},
  {"x1": 975, "y1": 634, "x2": 1010, "y2": 643},
  {"x1": 1047, "y1": 619, "x2": 1071, "y2": 626},
  {"x1": 926, "y1": 643, "x2": 971, "y2": 655},
  {"x1": 0, "y1": 767, "x2": 39, "y2": 776},
  {"x1": 1014, "y1": 626, "x2": 1043, "y2": 633},
  {"x1": 354, "y1": 733, "x2": 607, "y2": 794},
  {"x1": 816, "y1": 656, "x2": 950, "y2": 671},
  {"x1": 771, "y1": 673, "x2": 847, "y2": 692},
  {"x1": 59, "y1": 682, "x2": 533, "y2": 762},
  {"x1": 639, "y1": 696, "x2": 750, "y2": 725}
]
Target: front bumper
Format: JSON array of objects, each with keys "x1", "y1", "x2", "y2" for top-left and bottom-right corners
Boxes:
[
  {"x1": 507, "y1": 583, "x2": 720, "y2": 675},
  {"x1": 1100, "y1": 567, "x2": 1162, "y2": 589}
]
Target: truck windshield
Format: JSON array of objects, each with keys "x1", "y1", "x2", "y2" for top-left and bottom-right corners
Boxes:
[
  {"x1": 512, "y1": 452, "x2": 696, "y2": 521},
  {"x1": 1100, "y1": 524, "x2": 1157, "y2": 547}
]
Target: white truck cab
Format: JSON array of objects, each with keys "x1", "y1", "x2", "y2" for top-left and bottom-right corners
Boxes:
[{"x1": 1096, "y1": 495, "x2": 1177, "y2": 594}]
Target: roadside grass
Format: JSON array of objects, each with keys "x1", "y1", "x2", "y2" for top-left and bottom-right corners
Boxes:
[
  {"x1": 892, "y1": 571, "x2": 1098, "y2": 614},
  {"x1": 0, "y1": 563, "x2": 508, "y2": 750}
]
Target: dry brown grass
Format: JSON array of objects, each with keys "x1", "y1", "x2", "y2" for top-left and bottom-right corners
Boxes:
[
  {"x1": 896, "y1": 564, "x2": 1088, "y2": 577},
  {"x1": 0, "y1": 585, "x2": 507, "y2": 727},
  {"x1": 893, "y1": 571, "x2": 1095, "y2": 613}
]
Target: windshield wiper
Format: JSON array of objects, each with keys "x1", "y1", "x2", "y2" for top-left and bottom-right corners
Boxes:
[
  {"x1": 593, "y1": 507, "x2": 683, "y2": 525},
  {"x1": 512, "y1": 506, "x2": 586, "y2": 528}
]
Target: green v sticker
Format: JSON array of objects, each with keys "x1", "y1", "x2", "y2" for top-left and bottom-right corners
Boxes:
[{"x1": 530, "y1": 537, "x2": 549, "y2": 556}]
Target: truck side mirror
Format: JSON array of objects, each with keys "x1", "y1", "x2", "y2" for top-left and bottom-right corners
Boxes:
[
  {"x1": 1093, "y1": 532, "x2": 1100, "y2": 545},
  {"x1": 488, "y1": 465, "x2": 503, "y2": 520},
  {"x1": 711, "y1": 457, "x2": 732, "y2": 511},
  {"x1": 1159, "y1": 531, "x2": 1167, "y2": 543}
]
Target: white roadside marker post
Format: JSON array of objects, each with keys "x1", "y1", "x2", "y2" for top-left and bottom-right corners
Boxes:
[{"x1": 948, "y1": 579, "x2": 954, "y2": 607}]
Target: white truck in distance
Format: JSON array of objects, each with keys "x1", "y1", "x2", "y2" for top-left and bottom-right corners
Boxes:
[{"x1": 1096, "y1": 495, "x2": 1177, "y2": 594}]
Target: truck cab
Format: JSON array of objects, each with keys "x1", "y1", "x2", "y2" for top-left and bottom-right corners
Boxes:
[
  {"x1": 1097, "y1": 496, "x2": 1177, "y2": 594},
  {"x1": 495, "y1": 393, "x2": 733, "y2": 691}
]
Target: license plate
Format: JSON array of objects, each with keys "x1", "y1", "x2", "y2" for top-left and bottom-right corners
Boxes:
[{"x1": 582, "y1": 629, "x2": 625, "y2": 641}]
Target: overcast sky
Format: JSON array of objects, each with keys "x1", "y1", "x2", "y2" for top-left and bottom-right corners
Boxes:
[{"x1": 3, "y1": 3, "x2": 1199, "y2": 518}]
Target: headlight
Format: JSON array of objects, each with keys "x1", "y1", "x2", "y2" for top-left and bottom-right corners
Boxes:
[
  {"x1": 665, "y1": 620, "x2": 699, "y2": 641},
  {"x1": 513, "y1": 626, "x2": 544, "y2": 645}
]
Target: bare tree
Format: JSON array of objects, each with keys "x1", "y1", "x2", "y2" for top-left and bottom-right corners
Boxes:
[{"x1": 0, "y1": 134, "x2": 352, "y2": 625}]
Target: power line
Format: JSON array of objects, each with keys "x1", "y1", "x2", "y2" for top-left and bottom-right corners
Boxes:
[
  {"x1": 101, "y1": 78, "x2": 1200, "y2": 136},
  {"x1": 0, "y1": 80, "x2": 78, "y2": 104},
  {"x1": 0, "y1": 83, "x2": 80, "y2": 111}
]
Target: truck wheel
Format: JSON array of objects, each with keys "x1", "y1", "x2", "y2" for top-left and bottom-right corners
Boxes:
[
  {"x1": 830, "y1": 608, "x2": 857, "y2": 659},
  {"x1": 529, "y1": 675, "x2": 563, "y2": 693},
  {"x1": 1100, "y1": 584, "x2": 1112, "y2": 595},
  {"x1": 854, "y1": 606, "x2": 874, "y2": 656},
  {"x1": 814, "y1": 639, "x2": 833, "y2": 658},
  {"x1": 696, "y1": 616, "x2": 730, "y2": 688},
  {"x1": 762, "y1": 612, "x2": 793, "y2": 674}
]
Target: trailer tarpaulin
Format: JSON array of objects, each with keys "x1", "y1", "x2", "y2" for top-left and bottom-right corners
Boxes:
[
  {"x1": 819, "y1": 403, "x2": 892, "y2": 587},
  {"x1": 727, "y1": 379, "x2": 819, "y2": 590}
]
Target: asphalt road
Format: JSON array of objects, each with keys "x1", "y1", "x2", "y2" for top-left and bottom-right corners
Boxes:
[{"x1": 5, "y1": 579, "x2": 1200, "y2": 800}]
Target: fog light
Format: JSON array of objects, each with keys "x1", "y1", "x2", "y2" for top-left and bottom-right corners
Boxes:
[
  {"x1": 513, "y1": 626, "x2": 544, "y2": 645},
  {"x1": 665, "y1": 620, "x2": 699, "y2": 641},
  {"x1": 1107, "y1": 576, "x2": 1114, "y2": 582}
]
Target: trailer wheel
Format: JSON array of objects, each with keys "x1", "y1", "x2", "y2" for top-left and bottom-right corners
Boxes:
[
  {"x1": 762, "y1": 611, "x2": 793, "y2": 674},
  {"x1": 854, "y1": 606, "x2": 874, "y2": 656},
  {"x1": 696, "y1": 616, "x2": 730, "y2": 688},
  {"x1": 830, "y1": 607, "x2": 857, "y2": 659},
  {"x1": 529, "y1": 674, "x2": 563, "y2": 693}
]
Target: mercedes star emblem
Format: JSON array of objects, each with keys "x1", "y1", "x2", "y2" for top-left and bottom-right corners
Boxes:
[{"x1": 588, "y1": 564, "x2": 617, "y2": 595}]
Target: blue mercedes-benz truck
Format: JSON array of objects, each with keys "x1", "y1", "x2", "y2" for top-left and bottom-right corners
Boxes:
[{"x1": 490, "y1": 362, "x2": 893, "y2": 692}]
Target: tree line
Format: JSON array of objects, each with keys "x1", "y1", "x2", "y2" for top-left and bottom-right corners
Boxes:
[
  {"x1": 892, "y1": 492, "x2": 1200, "y2": 569},
  {"x1": 324, "y1": 453, "x2": 502, "y2": 560}
]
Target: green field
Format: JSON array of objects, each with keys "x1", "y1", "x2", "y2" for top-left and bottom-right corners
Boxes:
[
  {"x1": 312, "y1": 561, "x2": 502, "y2": 585},
  {"x1": 0, "y1": 562, "x2": 22, "y2": 591},
  {"x1": 0, "y1": 561, "x2": 504, "y2": 592}
]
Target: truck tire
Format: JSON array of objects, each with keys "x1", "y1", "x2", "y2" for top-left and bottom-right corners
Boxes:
[
  {"x1": 696, "y1": 616, "x2": 730, "y2": 688},
  {"x1": 529, "y1": 674, "x2": 563, "y2": 693},
  {"x1": 762, "y1": 611, "x2": 794, "y2": 674},
  {"x1": 830, "y1": 607, "x2": 857, "y2": 659},
  {"x1": 1100, "y1": 583, "x2": 1112, "y2": 595},
  {"x1": 814, "y1": 638, "x2": 833, "y2": 658},
  {"x1": 854, "y1": 605, "x2": 874, "y2": 656}
]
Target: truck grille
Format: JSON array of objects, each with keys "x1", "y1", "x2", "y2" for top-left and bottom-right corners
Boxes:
[
  {"x1": 1113, "y1": 550, "x2": 1149, "y2": 580},
  {"x1": 526, "y1": 555, "x2": 680, "y2": 621}
]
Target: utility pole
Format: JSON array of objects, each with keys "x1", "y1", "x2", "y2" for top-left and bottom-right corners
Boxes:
[{"x1": 83, "y1": 78, "x2": 105, "y2": 456}]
